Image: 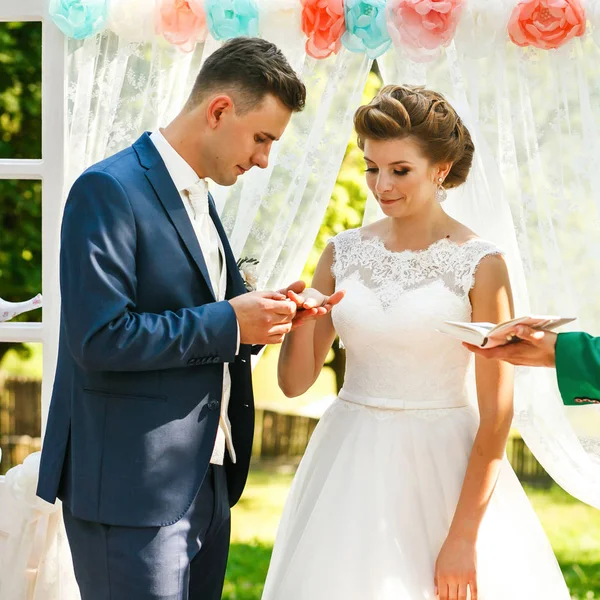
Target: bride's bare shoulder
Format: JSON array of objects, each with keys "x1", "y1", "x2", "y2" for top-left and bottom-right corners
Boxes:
[
  {"x1": 354, "y1": 219, "x2": 388, "y2": 240},
  {"x1": 446, "y1": 219, "x2": 480, "y2": 245}
]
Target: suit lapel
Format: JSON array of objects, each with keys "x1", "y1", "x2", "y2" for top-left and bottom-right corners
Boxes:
[
  {"x1": 138, "y1": 136, "x2": 216, "y2": 301},
  {"x1": 208, "y1": 195, "x2": 247, "y2": 299}
]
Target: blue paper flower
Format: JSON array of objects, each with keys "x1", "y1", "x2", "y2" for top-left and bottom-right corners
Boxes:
[
  {"x1": 205, "y1": 0, "x2": 259, "y2": 41},
  {"x1": 342, "y1": 0, "x2": 392, "y2": 59},
  {"x1": 49, "y1": 0, "x2": 108, "y2": 40}
]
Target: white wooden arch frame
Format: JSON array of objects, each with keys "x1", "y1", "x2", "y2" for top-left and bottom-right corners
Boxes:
[{"x1": 0, "y1": 0, "x2": 66, "y2": 435}]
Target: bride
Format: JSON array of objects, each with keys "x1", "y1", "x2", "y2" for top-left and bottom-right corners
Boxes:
[{"x1": 261, "y1": 85, "x2": 570, "y2": 600}]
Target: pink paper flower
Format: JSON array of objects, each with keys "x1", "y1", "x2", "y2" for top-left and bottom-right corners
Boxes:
[
  {"x1": 387, "y1": 0, "x2": 464, "y2": 59},
  {"x1": 508, "y1": 0, "x2": 586, "y2": 50},
  {"x1": 156, "y1": 0, "x2": 207, "y2": 52},
  {"x1": 301, "y1": 0, "x2": 346, "y2": 59}
]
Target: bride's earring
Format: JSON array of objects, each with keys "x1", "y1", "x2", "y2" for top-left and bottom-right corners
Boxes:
[{"x1": 436, "y1": 177, "x2": 447, "y2": 203}]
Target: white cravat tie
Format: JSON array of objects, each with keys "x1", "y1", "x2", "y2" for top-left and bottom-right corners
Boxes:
[
  {"x1": 184, "y1": 181, "x2": 236, "y2": 466},
  {"x1": 187, "y1": 182, "x2": 209, "y2": 215},
  {"x1": 185, "y1": 181, "x2": 222, "y2": 295}
]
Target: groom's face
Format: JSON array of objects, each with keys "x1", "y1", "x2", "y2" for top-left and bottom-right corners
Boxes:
[{"x1": 207, "y1": 93, "x2": 293, "y2": 186}]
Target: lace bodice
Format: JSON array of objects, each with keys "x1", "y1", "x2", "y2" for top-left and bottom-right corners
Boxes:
[{"x1": 331, "y1": 229, "x2": 502, "y2": 410}]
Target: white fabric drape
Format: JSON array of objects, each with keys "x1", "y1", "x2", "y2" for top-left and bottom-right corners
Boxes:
[
  {"x1": 0, "y1": 454, "x2": 79, "y2": 599},
  {"x1": 370, "y1": 32, "x2": 600, "y2": 508},
  {"x1": 65, "y1": 33, "x2": 213, "y2": 191}
]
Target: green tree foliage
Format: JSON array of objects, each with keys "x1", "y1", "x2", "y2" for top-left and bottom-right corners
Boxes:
[{"x1": 0, "y1": 22, "x2": 43, "y2": 364}]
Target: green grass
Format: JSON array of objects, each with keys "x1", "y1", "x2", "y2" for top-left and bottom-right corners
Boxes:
[
  {"x1": 225, "y1": 469, "x2": 294, "y2": 600},
  {"x1": 225, "y1": 469, "x2": 600, "y2": 600},
  {"x1": 524, "y1": 484, "x2": 600, "y2": 600},
  {"x1": 224, "y1": 542, "x2": 273, "y2": 600}
]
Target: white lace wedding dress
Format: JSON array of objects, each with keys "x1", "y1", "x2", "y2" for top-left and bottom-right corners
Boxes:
[{"x1": 262, "y1": 229, "x2": 570, "y2": 600}]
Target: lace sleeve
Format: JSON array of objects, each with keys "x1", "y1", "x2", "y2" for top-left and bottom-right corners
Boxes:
[{"x1": 457, "y1": 240, "x2": 504, "y2": 295}]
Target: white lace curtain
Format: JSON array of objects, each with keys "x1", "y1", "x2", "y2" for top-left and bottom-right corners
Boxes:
[
  {"x1": 66, "y1": 32, "x2": 371, "y2": 291},
  {"x1": 372, "y1": 36, "x2": 600, "y2": 509}
]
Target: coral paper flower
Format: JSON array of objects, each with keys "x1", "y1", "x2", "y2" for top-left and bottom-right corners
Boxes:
[
  {"x1": 508, "y1": 0, "x2": 586, "y2": 50},
  {"x1": 49, "y1": 0, "x2": 108, "y2": 39},
  {"x1": 342, "y1": 0, "x2": 392, "y2": 59},
  {"x1": 387, "y1": 0, "x2": 464, "y2": 60},
  {"x1": 156, "y1": 0, "x2": 207, "y2": 53},
  {"x1": 301, "y1": 0, "x2": 346, "y2": 59},
  {"x1": 205, "y1": 0, "x2": 259, "y2": 41}
]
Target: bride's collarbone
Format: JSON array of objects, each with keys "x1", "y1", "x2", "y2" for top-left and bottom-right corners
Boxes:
[{"x1": 357, "y1": 221, "x2": 477, "y2": 254}]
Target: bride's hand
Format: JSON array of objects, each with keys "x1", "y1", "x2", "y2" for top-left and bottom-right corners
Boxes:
[
  {"x1": 286, "y1": 287, "x2": 345, "y2": 329},
  {"x1": 434, "y1": 536, "x2": 478, "y2": 600},
  {"x1": 288, "y1": 287, "x2": 328, "y2": 309}
]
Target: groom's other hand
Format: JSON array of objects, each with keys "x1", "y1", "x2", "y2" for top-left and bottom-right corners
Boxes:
[
  {"x1": 229, "y1": 291, "x2": 297, "y2": 345},
  {"x1": 464, "y1": 325, "x2": 557, "y2": 367}
]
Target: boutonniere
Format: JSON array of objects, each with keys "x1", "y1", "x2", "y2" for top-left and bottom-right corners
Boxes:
[{"x1": 236, "y1": 257, "x2": 259, "y2": 292}]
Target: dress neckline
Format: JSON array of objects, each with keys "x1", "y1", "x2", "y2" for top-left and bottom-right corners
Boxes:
[{"x1": 355, "y1": 229, "x2": 483, "y2": 258}]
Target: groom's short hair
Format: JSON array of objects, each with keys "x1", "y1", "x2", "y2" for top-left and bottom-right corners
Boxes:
[{"x1": 186, "y1": 37, "x2": 306, "y2": 115}]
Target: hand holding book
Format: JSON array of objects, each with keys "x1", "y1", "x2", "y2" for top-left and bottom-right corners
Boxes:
[{"x1": 437, "y1": 315, "x2": 576, "y2": 348}]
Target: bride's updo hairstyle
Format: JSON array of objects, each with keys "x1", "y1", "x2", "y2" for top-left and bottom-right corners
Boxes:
[{"x1": 354, "y1": 85, "x2": 475, "y2": 189}]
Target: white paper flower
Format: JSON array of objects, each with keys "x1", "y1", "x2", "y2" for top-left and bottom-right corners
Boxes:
[
  {"x1": 107, "y1": 0, "x2": 158, "y2": 43},
  {"x1": 237, "y1": 257, "x2": 259, "y2": 292},
  {"x1": 5, "y1": 452, "x2": 59, "y2": 514},
  {"x1": 258, "y1": 0, "x2": 305, "y2": 69},
  {"x1": 453, "y1": 0, "x2": 512, "y2": 59}
]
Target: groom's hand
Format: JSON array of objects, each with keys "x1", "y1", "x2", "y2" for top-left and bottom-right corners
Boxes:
[
  {"x1": 464, "y1": 325, "x2": 557, "y2": 367},
  {"x1": 229, "y1": 291, "x2": 297, "y2": 345}
]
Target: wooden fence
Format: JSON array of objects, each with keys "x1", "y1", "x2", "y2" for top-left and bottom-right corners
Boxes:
[
  {"x1": 0, "y1": 377, "x2": 42, "y2": 474},
  {"x1": 0, "y1": 378, "x2": 552, "y2": 487}
]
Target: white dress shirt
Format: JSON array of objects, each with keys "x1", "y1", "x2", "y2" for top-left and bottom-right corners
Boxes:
[{"x1": 150, "y1": 129, "x2": 237, "y2": 465}]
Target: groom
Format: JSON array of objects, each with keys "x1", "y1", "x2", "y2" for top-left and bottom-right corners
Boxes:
[{"x1": 37, "y1": 38, "x2": 311, "y2": 600}]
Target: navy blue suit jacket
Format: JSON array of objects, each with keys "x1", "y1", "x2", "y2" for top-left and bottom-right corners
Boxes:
[{"x1": 37, "y1": 133, "x2": 255, "y2": 527}]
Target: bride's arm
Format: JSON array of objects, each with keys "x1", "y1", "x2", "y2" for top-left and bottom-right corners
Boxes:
[
  {"x1": 435, "y1": 253, "x2": 515, "y2": 600},
  {"x1": 278, "y1": 243, "x2": 339, "y2": 397}
]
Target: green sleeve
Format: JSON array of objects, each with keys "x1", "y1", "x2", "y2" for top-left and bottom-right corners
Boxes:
[{"x1": 555, "y1": 332, "x2": 600, "y2": 406}]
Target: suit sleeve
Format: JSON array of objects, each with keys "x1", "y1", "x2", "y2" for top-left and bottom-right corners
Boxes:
[
  {"x1": 60, "y1": 169, "x2": 238, "y2": 372},
  {"x1": 555, "y1": 332, "x2": 600, "y2": 405}
]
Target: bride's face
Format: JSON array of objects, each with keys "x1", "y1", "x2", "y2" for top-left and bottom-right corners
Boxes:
[{"x1": 363, "y1": 137, "x2": 446, "y2": 218}]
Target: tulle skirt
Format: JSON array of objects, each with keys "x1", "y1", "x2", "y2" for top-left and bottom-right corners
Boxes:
[{"x1": 262, "y1": 398, "x2": 570, "y2": 600}]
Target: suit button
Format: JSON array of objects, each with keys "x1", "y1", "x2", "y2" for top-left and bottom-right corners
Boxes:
[{"x1": 208, "y1": 400, "x2": 220, "y2": 411}]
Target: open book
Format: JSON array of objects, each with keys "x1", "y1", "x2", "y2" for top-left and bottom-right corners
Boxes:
[{"x1": 437, "y1": 315, "x2": 576, "y2": 349}]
